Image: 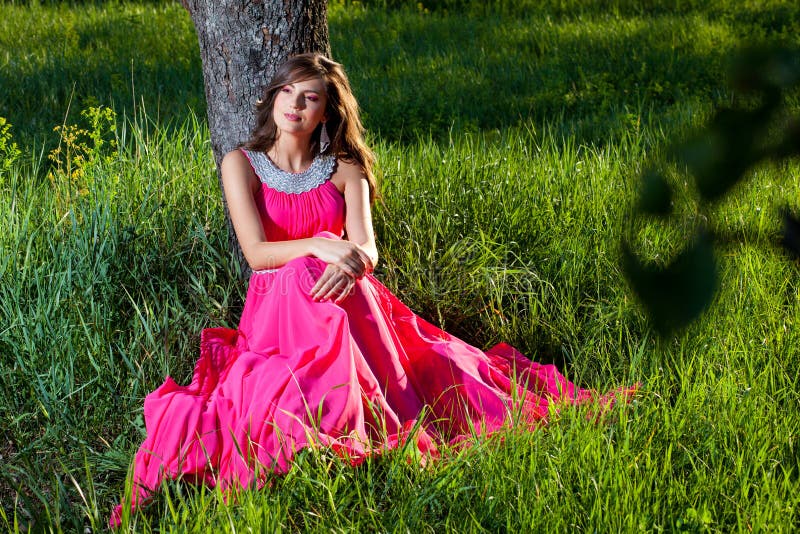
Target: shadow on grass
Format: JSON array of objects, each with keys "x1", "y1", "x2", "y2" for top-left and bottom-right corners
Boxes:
[
  {"x1": 0, "y1": 2, "x2": 205, "y2": 145},
  {"x1": 336, "y1": 3, "x2": 798, "y2": 144},
  {"x1": 3, "y1": 2, "x2": 798, "y2": 148}
]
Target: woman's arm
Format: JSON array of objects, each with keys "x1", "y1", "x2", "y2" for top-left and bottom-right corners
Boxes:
[
  {"x1": 221, "y1": 150, "x2": 372, "y2": 276},
  {"x1": 335, "y1": 158, "x2": 379, "y2": 269},
  {"x1": 221, "y1": 150, "x2": 315, "y2": 270},
  {"x1": 309, "y1": 159, "x2": 379, "y2": 302}
]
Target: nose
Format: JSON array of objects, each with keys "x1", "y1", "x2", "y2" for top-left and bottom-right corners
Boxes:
[{"x1": 291, "y1": 94, "x2": 305, "y2": 110}]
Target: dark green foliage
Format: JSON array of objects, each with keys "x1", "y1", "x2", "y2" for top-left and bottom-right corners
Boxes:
[
  {"x1": 781, "y1": 208, "x2": 800, "y2": 258},
  {"x1": 625, "y1": 44, "x2": 800, "y2": 333},
  {"x1": 675, "y1": 107, "x2": 774, "y2": 202},
  {"x1": 637, "y1": 167, "x2": 673, "y2": 216},
  {"x1": 623, "y1": 233, "x2": 717, "y2": 333}
]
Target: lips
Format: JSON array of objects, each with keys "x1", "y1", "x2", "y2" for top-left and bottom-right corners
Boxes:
[{"x1": 284, "y1": 113, "x2": 301, "y2": 122}]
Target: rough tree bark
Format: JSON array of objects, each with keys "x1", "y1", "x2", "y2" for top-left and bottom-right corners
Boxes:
[{"x1": 182, "y1": 0, "x2": 330, "y2": 276}]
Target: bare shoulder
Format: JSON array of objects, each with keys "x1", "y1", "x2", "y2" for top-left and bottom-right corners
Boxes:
[
  {"x1": 330, "y1": 157, "x2": 367, "y2": 193},
  {"x1": 221, "y1": 149, "x2": 259, "y2": 191},
  {"x1": 221, "y1": 148, "x2": 251, "y2": 174}
]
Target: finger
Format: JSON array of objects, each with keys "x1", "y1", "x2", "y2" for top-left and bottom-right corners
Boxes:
[
  {"x1": 310, "y1": 274, "x2": 331, "y2": 298},
  {"x1": 333, "y1": 279, "x2": 355, "y2": 303},
  {"x1": 316, "y1": 279, "x2": 342, "y2": 301},
  {"x1": 310, "y1": 276, "x2": 325, "y2": 297},
  {"x1": 355, "y1": 248, "x2": 372, "y2": 268},
  {"x1": 352, "y1": 249, "x2": 372, "y2": 276},
  {"x1": 337, "y1": 258, "x2": 362, "y2": 278},
  {"x1": 311, "y1": 269, "x2": 339, "y2": 300},
  {"x1": 334, "y1": 279, "x2": 356, "y2": 303},
  {"x1": 313, "y1": 269, "x2": 341, "y2": 300},
  {"x1": 345, "y1": 252, "x2": 369, "y2": 277},
  {"x1": 321, "y1": 276, "x2": 349, "y2": 301}
]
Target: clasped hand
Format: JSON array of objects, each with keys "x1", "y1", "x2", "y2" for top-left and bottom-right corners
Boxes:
[
  {"x1": 310, "y1": 264, "x2": 358, "y2": 303},
  {"x1": 309, "y1": 238, "x2": 373, "y2": 303}
]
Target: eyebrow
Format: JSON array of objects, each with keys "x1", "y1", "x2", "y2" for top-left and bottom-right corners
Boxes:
[{"x1": 285, "y1": 82, "x2": 323, "y2": 94}]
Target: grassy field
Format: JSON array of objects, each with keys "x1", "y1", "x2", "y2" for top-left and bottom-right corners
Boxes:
[{"x1": 1, "y1": 0, "x2": 800, "y2": 531}]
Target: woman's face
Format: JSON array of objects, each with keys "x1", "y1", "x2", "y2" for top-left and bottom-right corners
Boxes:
[{"x1": 272, "y1": 76, "x2": 328, "y2": 139}]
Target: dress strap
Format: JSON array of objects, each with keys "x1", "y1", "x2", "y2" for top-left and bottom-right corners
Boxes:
[{"x1": 241, "y1": 149, "x2": 336, "y2": 194}]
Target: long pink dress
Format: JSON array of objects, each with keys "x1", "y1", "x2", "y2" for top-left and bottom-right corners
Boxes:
[{"x1": 111, "y1": 150, "x2": 634, "y2": 525}]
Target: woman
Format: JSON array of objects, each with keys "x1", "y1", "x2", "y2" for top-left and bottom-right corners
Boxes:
[{"x1": 111, "y1": 53, "x2": 634, "y2": 525}]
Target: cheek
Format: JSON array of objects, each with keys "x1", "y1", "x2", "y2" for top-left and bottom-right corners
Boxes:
[
  {"x1": 272, "y1": 96, "x2": 289, "y2": 117},
  {"x1": 312, "y1": 102, "x2": 328, "y2": 119}
]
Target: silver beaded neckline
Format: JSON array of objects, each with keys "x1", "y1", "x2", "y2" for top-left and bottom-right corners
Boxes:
[{"x1": 242, "y1": 149, "x2": 335, "y2": 194}]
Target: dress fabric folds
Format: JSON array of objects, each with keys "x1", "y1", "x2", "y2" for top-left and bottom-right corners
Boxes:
[{"x1": 111, "y1": 150, "x2": 634, "y2": 525}]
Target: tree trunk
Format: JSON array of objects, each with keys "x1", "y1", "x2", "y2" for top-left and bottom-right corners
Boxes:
[{"x1": 183, "y1": 0, "x2": 330, "y2": 278}]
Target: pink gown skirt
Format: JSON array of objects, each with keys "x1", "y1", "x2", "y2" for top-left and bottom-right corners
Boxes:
[{"x1": 110, "y1": 252, "x2": 635, "y2": 526}]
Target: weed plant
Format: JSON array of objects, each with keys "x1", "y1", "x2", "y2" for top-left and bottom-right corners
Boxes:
[{"x1": 1, "y1": 0, "x2": 799, "y2": 531}]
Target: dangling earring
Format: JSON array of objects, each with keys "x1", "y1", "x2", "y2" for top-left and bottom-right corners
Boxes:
[{"x1": 319, "y1": 122, "x2": 330, "y2": 153}]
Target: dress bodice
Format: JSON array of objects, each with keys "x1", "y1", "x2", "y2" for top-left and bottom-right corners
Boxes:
[{"x1": 241, "y1": 149, "x2": 345, "y2": 242}]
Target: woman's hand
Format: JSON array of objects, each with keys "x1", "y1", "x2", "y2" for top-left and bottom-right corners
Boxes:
[
  {"x1": 311, "y1": 237, "x2": 373, "y2": 278},
  {"x1": 310, "y1": 264, "x2": 357, "y2": 303}
]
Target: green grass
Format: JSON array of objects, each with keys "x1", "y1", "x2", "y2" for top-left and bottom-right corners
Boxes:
[{"x1": 1, "y1": 0, "x2": 800, "y2": 532}]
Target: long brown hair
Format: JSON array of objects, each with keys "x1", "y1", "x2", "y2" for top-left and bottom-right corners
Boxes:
[{"x1": 244, "y1": 53, "x2": 378, "y2": 202}]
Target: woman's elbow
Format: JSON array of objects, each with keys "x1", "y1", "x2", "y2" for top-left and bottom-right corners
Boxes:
[
  {"x1": 242, "y1": 254, "x2": 261, "y2": 272},
  {"x1": 239, "y1": 244, "x2": 266, "y2": 271}
]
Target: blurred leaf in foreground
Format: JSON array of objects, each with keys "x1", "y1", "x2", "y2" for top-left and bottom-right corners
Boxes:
[
  {"x1": 625, "y1": 45, "x2": 800, "y2": 334},
  {"x1": 637, "y1": 167, "x2": 673, "y2": 216},
  {"x1": 673, "y1": 107, "x2": 772, "y2": 203},
  {"x1": 729, "y1": 44, "x2": 800, "y2": 93},
  {"x1": 622, "y1": 232, "x2": 717, "y2": 334},
  {"x1": 782, "y1": 209, "x2": 800, "y2": 260},
  {"x1": 669, "y1": 45, "x2": 799, "y2": 204}
]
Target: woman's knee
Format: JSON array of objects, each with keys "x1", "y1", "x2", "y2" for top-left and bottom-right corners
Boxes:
[{"x1": 276, "y1": 256, "x2": 327, "y2": 293}]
